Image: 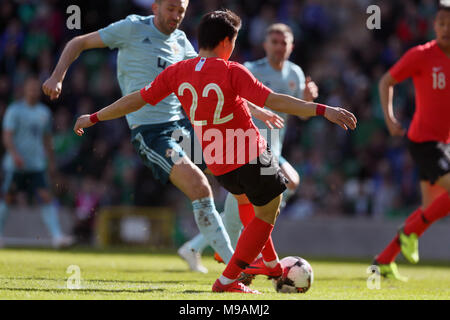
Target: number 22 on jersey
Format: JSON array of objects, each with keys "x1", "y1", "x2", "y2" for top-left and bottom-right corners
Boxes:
[{"x1": 178, "y1": 82, "x2": 234, "y2": 126}]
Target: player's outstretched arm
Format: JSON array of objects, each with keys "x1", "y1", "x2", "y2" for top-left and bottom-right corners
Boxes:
[
  {"x1": 378, "y1": 72, "x2": 405, "y2": 137},
  {"x1": 43, "y1": 32, "x2": 106, "y2": 100},
  {"x1": 74, "y1": 91, "x2": 146, "y2": 136},
  {"x1": 265, "y1": 92, "x2": 357, "y2": 131},
  {"x1": 247, "y1": 101, "x2": 284, "y2": 129}
]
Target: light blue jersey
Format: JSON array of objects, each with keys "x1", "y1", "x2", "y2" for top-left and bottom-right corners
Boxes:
[
  {"x1": 2, "y1": 101, "x2": 52, "y2": 172},
  {"x1": 244, "y1": 58, "x2": 305, "y2": 159},
  {"x1": 99, "y1": 15, "x2": 198, "y2": 128}
]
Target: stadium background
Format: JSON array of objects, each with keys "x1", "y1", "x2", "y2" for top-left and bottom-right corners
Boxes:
[{"x1": 0, "y1": 0, "x2": 448, "y2": 256}]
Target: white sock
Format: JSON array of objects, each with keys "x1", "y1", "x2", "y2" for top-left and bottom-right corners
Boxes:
[
  {"x1": 220, "y1": 193, "x2": 242, "y2": 249},
  {"x1": 192, "y1": 197, "x2": 234, "y2": 264},
  {"x1": 263, "y1": 259, "x2": 279, "y2": 269},
  {"x1": 188, "y1": 193, "x2": 243, "y2": 254}
]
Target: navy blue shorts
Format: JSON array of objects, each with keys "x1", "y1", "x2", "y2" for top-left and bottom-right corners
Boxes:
[
  {"x1": 131, "y1": 118, "x2": 206, "y2": 184},
  {"x1": 2, "y1": 170, "x2": 49, "y2": 196}
]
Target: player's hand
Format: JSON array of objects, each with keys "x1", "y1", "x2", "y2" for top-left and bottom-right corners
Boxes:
[
  {"x1": 42, "y1": 76, "x2": 62, "y2": 100},
  {"x1": 253, "y1": 107, "x2": 285, "y2": 129},
  {"x1": 324, "y1": 106, "x2": 357, "y2": 131},
  {"x1": 74, "y1": 114, "x2": 95, "y2": 136},
  {"x1": 12, "y1": 153, "x2": 24, "y2": 169},
  {"x1": 385, "y1": 117, "x2": 406, "y2": 137},
  {"x1": 303, "y1": 76, "x2": 319, "y2": 102}
]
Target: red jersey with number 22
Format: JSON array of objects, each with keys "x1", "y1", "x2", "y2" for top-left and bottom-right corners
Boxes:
[
  {"x1": 140, "y1": 57, "x2": 273, "y2": 176},
  {"x1": 389, "y1": 40, "x2": 450, "y2": 143}
]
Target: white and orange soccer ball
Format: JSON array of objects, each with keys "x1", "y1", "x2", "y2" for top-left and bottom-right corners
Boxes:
[{"x1": 272, "y1": 256, "x2": 314, "y2": 293}]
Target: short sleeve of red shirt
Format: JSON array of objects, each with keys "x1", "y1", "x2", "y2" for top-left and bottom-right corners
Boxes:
[
  {"x1": 389, "y1": 46, "x2": 423, "y2": 83},
  {"x1": 140, "y1": 64, "x2": 176, "y2": 106},
  {"x1": 229, "y1": 63, "x2": 273, "y2": 107}
]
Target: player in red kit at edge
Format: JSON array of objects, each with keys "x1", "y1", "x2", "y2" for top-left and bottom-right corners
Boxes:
[
  {"x1": 374, "y1": 3, "x2": 450, "y2": 280},
  {"x1": 74, "y1": 10, "x2": 357, "y2": 293}
]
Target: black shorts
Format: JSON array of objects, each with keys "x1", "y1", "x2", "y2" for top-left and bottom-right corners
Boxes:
[
  {"x1": 215, "y1": 148, "x2": 288, "y2": 206},
  {"x1": 407, "y1": 139, "x2": 450, "y2": 184}
]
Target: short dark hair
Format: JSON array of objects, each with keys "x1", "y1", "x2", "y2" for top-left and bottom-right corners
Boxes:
[{"x1": 198, "y1": 10, "x2": 241, "y2": 50}]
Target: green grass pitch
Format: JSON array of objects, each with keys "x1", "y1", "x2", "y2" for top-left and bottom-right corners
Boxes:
[{"x1": 0, "y1": 247, "x2": 449, "y2": 300}]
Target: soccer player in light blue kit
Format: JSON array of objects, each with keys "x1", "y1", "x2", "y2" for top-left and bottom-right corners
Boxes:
[
  {"x1": 0, "y1": 76, "x2": 72, "y2": 248},
  {"x1": 181, "y1": 23, "x2": 319, "y2": 271},
  {"x1": 43, "y1": 0, "x2": 280, "y2": 273}
]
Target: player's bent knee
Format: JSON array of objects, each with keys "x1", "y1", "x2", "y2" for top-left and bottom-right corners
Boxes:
[
  {"x1": 170, "y1": 160, "x2": 212, "y2": 200},
  {"x1": 183, "y1": 177, "x2": 211, "y2": 200},
  {"x1": 193, "y1": 181, "x2": 212, "y2": 200},
  {"x1": 189, "y1": 172, "x2": 212, "y2": 199},
  {"x1": 254, "y1": 209, "x2": 278, "y2": 225},
  {"x1": 253, "y1": 195, "x2": 282, "y2": 225}
]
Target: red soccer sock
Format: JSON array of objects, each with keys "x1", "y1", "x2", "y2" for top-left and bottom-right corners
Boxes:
[
  {"x1": 376, "y1": 207, "x2": 422, "y2": 264},
  {"x1": 376, "y1": 235, "x2": 400, "y2": 264},
  {"x1": 222, "y1": 217, "x2": 273, "y2": 280},
  {"x1": 238, "y1": 203, "x2": 255, "y2": 226},
  {"x1": 238, "y1": 203, "x2": 278, "y2": 263},
  {"x1": 405, "y1": 207, "x2": 423, "y2": 225},
  {"x1": 404, "y1": 193, "x2": 450, "y2": 237},
  {"x1": 261, "y1": 236, "x2": 278, "y2": 263}
]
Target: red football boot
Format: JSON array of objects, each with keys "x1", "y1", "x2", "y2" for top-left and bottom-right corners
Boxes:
[
  {"x1": 239, "y1": 258, "x2": 283, "y2": 285},
  {"x1": 212, "y1": 279, "x2": 261, "y2": 294}
]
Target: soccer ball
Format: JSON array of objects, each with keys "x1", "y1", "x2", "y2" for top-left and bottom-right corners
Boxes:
[{"x1": 272, "y1": 256, "x2": 313, "y2": 293}]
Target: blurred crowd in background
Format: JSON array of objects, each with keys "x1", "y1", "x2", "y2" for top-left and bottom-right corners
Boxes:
[{"x1": 0, "y1": 0, "x2": 442, "y2": 241}]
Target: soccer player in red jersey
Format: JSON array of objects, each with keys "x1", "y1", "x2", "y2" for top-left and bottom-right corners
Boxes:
[
  {"x1": 74, "y1": 10, "x2": 357, "y2": 293},
  {"x1": 374, "y1": 3, "x2": 450, "y2": 281}
]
